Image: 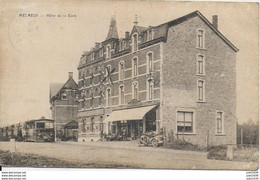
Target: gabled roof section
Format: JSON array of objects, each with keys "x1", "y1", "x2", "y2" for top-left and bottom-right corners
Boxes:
[
  {"x1": 50, "y1": 77, "x2": 78, "y2": 102},
  {"x1": 135, "y1": 26, "x2": 149, "y2": 34},
  {"x1": 105, "y1": 17, "x2": 119, "y2": 41},
  {"x1": 164, "y1": 10, "x2": 239, "y2": 52},
  {"x1": 50, "y1": 83, "x2": 63, "y2": 101}
]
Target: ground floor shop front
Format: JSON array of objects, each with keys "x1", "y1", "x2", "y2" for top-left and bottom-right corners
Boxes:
[{"x1": 78, "y1": 104, "x2": 161, "y2": 142}]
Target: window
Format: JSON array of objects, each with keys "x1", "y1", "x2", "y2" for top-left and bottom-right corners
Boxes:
[
  {"x1": 61, "y1": 92, "x2": 67, "y2": 100},
  {"x1": 147, "y1": 52, "x2": 153, "y2": 73},
  {"x1": 90, "y1": 73, "x2": 94, "y2": 85},
  {"x1": 119, "y1": 41, "x2": 125, "y2": 51},
  {"x1": 119, "y1": 85, "x2": 124, "y2": 104},
  {"x1": 177, "y1": 111, "x2": 194, "y2": 133},
  {"x1": 132, "y1": 82, "x2": 138, "y2": 100},
  {"x1": 106, "y1": 88, "x2": 111, "y2": 106},
  {"x1": 90, "y1": 118, "x2": 94, "y2": 132},
  {"x1": 99, "y1": 90, "x2": 103, "y2": 106},
  {"x1": 147, "y1": 29, "x2": 155, "y2": 41},
  {"x1": 216, "y1": 112, "x2": 223, "y2": 133},
  {"x1": 82, "y1": 119, "x2": 86, "y2": 132},
  {"x1": 119, "y1": 62, "x2": 125, "y2": 80},
  {"x1": 147, "y1": 79, "x2": 153, "y2": 100},
  {"x1": 82, "y1": 90, "x2": 86, "y2": 109},
  {"x1": 132, "y1": 58, "x2": 138, "y2": 77},
  {"x1": 36, "y1": 123, "x2": 45, "y2": 129},
  {"x1": 197, "y1": 80, "x2": 205, "y2": 101},
  {"x1": 90, "y1": 92, "x2": 94, "y2": 108},
  {"x1": 132, "y1": 33, "x2": 138, "y2": 52},
  {"x1": 105, "y1": 65, "x2": 112, "y2": 83},
  {"x1": 197, "y1": 30, "x2": 204, "y2": 48},
  {"x1": 91, "y1": 52, "x2": 94, "y2": 61},
  {"x1": 197, "y1": 55, "x2": 205, "y2": 75},
  {"x1": 106, "y1": 44, "x2": 111, "y2": 59}
]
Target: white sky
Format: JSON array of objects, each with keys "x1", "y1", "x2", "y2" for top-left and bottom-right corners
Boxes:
[{"x1": 0, "y1": 1, "x2": 258, "y2": 126}]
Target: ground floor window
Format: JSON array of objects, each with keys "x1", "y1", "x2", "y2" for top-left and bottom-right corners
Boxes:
[{"x1": 177, "y1": 111, "x2": 194, "y2": 133}]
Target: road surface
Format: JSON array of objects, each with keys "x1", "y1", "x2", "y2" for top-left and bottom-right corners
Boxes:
[{"x1": 0, "y1": 141, "x2": 257, "y2": 170}]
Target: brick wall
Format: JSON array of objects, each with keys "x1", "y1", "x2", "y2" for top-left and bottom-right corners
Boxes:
[{"x1": 162, "y1": 16, "x2": 237, "y2": 147}]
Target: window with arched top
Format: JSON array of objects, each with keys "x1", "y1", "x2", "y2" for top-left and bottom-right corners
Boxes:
[
  {"x1": 118, "y1": 61, "x2": 125, "y2": 80},
  {"x1": 197, "y1": 54, "x2": 205, "y2": 75},
  {"x1": 119, "y1": 85, "x2": 125, "y2": 105},
  {"x1": 132, "y1": 82, "x2": 138, "y2": 100},
  {"x1": 90, "y1": 92, "x2": 94, "y2": 108},
  {"x1": 147, "y1": 79, "x2": 154, "y2": 100},
  {"x1": 132, "y1": 57, "x2": 138, "y2": 77},
  {"x1": 99, "y1": 90, "x2": 103, "y2": 106},
  {"x1": 147, "y1": 52, "x2": 153, "y2": 73},
  {"x1": 106, "y1": 88, "x2": 111, "y2": 106},
  {"x1": 106, "y1": 44, "x2": 111, "y2": 59},
  {"x1": 197, "y1": 30, "x2": 205, "y2": 48},
  {"x1": 132, "y1": 33, "x2": 138, "y2": 52},
  {"x1": 197, "y1": 80, "x2": 205, "y2": 101}
]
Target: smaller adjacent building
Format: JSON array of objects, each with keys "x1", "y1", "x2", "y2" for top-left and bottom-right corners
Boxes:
[
  {"x1": 23, "y1": 117, "x2": 54, "y2": 142},
  {"x1": 50, "y1": 72, "x2": 79, "y2": 141}
]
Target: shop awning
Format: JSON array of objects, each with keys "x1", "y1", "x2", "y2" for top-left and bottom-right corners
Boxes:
[{"x1": 103, "y1": 105, "x2": 157, "y2": 123}]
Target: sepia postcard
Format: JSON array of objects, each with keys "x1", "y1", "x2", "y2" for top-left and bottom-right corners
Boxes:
[{"x1": 0, "y1": 0, "x2": 258, "y2": 174}]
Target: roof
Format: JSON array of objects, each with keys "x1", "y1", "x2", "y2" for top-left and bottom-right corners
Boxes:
[
  {"x1": 105, "y1": 17, "x2": 119, "y2": 41},
  {"x1": 131, "y1": 10, "x2": 238, "y2": 52},
  {"x1": 163, "y1": 10, "x2": 239, "y2": 52},
  {"x1": 135, "y1": 26, "x2": 149, "y2": 33},
  {"x1": 26, "y1": 118, "x2": 54, "y2": 123},
  {"x1": 50, "y1": 83, "x2": 63, "y2": 100},
  {"x1": 50, "y1": 77, "x2": 78, "y2": 102}
]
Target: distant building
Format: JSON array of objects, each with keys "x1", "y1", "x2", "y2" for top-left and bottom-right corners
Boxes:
[
  {"x1": 77, "y1": 11, "x2": 238, "y2": 146},
  {"x1": 50, "y1": 72, "x2": 79, "y2": 141},
  {"x1": 23, "y1": 117, "x2": 54, "y2": 142}
]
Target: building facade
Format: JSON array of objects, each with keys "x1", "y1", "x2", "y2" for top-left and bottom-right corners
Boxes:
[
  {"x1": 50, "y1": 72, "x2": 79, "y2": 141},
  {"x1": 77, "y1": 11, "x2": 238, "y2": 146}
]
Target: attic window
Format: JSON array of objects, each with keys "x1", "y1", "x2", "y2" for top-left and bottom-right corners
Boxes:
[
  {"x1": 147, "y1": 29, "x2": 155, "y2": 41},
  {"x1": 119, "y1": 41, "x2": 126, "y2": 51},
  {"x1": 106, "y1": 44, "x2": 111, "y2": 59},
  {"x1": 61, "y1": 92, "x2": 67, "y2": 100}
]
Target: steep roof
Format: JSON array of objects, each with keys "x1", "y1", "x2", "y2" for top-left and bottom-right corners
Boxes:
[
  {"x1": 105, "y1": 17, "x2": 119, "y2": 40},
  {"x1": 49, "y1": 77, "x2": 78, "y2": 102},
  {"x1": 135, "y1": 26, "x2": 149, "y2": 34},
  {"x1": 50, "y1": 83, "x2": 63, "y2": 100}
]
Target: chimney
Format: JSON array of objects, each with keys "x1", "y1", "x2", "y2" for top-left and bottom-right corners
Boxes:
[
  {"x1": 212, "y1": 15, "x2": 218, "y2": 29},
  {"x1": 134, "y1": 15, "x2": 138, "y2": 26},
  {"x1": 68, "y1": 72, "x2": 73, "y2": 79},
  {"x1": 125, "y1": 31, "x2": 130, "y2": 39}
]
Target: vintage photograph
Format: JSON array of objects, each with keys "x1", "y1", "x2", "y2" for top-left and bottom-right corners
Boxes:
[{"x1": 0, "y1": 1, "x2": 258, "y2": 171}]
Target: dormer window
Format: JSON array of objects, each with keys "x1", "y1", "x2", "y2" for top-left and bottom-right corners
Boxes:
[
  {"x1": 91, "y1": 52, "x2": 94, "y2": 61},
  {"x1": 147, "y1": 29, "x2": 155, "y2": 41},
  {"x1": 132, "y1": 33, "x2": 138, "y2": 52},
  {"x1": 106, "y1": 44, "x2": 111, "y2": 59},
  {"x1": 119, "y1": 41, "x2": 126, "y2": 52}
]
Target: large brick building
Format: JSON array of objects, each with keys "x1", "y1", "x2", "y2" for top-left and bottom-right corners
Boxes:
[
  {"x1": 77, "y1": 11, "x2": 238, "y2": 146},
  {"x1": 50, "y1": 72, "x2": 79, "y2": 141}
]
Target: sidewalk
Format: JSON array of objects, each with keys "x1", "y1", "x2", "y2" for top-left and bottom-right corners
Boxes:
[{"x1": 57, "y1": 140, "x2": 208, "y2": 160}]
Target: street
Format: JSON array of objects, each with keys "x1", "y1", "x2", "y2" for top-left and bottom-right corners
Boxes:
[{"x1": 0, "y1": 141, "x2": 257, "y2": 170}]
